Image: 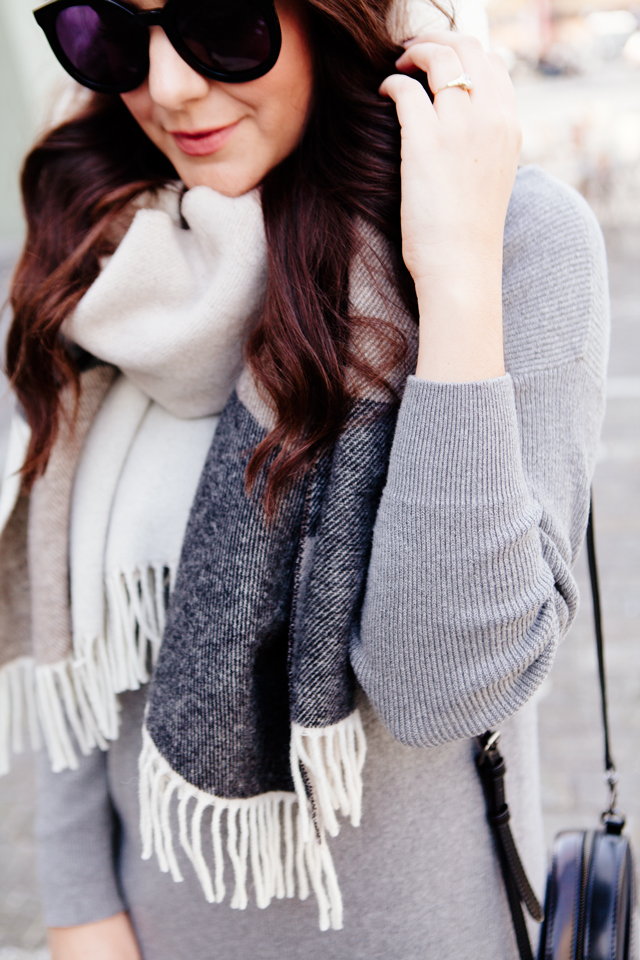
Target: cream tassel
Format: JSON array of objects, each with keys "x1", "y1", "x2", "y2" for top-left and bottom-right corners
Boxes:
[
  {"x1": 72, "y1": 636, "x2": 119, "y2": 741},
  {"x1": 0, "y1": 658, "x2": 42, "y2": 774},
  {"x1": 0, "y1": 659, "x2": 39, "y2": 775},
  {"x1": 290, "y1": 710, "x2": 366, "y2": 843},
  {"x1": 138, "y1": 718, "x2": 367, "y2": 932},
  {"x1": 0, "y1": 652, "x2": 118, "y2": 777},
  {"x1": 71, "y1": 559, "x2": 173, "y2": 745},
  {"x1": 0, "y1": 564, "x2": 183, "y2": 777},
  {"x1": 36, "y1": 665, "x2": 81, "y2": 772},
  {"x1": 104, "y1": 564, "x2": 171, "y2": 693}
]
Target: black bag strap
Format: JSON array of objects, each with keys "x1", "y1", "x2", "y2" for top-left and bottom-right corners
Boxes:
[
  {"x1": 585, "y1": 498, "x2": 622, "y2": 823},
  {"x1": 476, "y1": 731, "x2": 544, "y2": 960},
  {"x1": 476, "y1": 494, "x2": 623, "y2": 959}
]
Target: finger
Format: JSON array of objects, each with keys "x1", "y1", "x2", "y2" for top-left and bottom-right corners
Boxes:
[
  {"x1": 488, "y1": 51, "x2": 518, "y2": 115},
  {"x1": 404, "y1": 30, "x2": 488, "y2": 62},
  {"x1": 399, "y1": 32, "x2": 497, "y2": 104},
  {"x1": 378, "y1": 73, "x2": 437, "y2": 133},
  {"x1": 394, "y1": 41, "x2": 471, "y2": 115},
  {"x1": 487, "y1": 53, "x2": 522, "y2": 153},
  {"x1": 403, "y1": 29, "x2": 478, "y2": 49}
]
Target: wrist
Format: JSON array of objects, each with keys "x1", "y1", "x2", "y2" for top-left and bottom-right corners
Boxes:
[
  {"x1": 412, "y1": 244, "x2": 503, "y2": 302},
  {"x1": 49, "y1": 913, "x2": 141, "y2": 960},
  {"x1": 414, "y1": 336, "x2": 505, "y2": 383},
  {"x1": 413, "y1": 262, "x2": 505, "y2": 384}
]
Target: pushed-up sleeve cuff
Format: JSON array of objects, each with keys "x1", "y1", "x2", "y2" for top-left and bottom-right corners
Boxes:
[
  {"x1": 389, "y1": 374, "x2": 527, "y2": 507},
  {"x1": 353, "y1": 372, "x2": 565, "y2": 747}
]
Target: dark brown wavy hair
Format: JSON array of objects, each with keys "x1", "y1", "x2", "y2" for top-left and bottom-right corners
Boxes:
[{"x1": 6, "y1": 0, "x2": 437, "y2": 513}]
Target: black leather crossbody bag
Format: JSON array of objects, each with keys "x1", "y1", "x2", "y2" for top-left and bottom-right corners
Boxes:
[{"x1": 476, "y1": 500, "x2": 636, "y2": 960}]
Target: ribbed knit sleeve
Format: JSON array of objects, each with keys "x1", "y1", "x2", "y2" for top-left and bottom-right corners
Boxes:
[{"x1": 351, "y1": 166, "x2": 609, "y2": 747}]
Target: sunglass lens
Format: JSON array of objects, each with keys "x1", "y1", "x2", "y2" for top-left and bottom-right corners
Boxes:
[
  {"x1": 54, "y1": 4, "x2": 147, "y2": 89},
  {"x1": 175, "y1": 0, "x2": 272, "y2": 75}
]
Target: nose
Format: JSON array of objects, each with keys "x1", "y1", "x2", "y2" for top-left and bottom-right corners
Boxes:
[{"x1": 147, "y1": 26, "x2": 211, "y2": 109}]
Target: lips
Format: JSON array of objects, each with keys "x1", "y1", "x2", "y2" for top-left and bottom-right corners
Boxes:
[{"x1": 170, "y1": 120, "x2": 241, "y2": 157}]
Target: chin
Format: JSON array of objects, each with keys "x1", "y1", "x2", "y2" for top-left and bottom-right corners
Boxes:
[{"x1": 179, "y1": 163, "x2": 264, "y2": 197}]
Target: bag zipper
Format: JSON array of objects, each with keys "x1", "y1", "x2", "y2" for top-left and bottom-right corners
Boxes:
[{"x1": 575, "y1": 831, "x2": 594, "y2": 959}]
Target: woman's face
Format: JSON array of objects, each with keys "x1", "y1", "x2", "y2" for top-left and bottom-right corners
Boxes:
[{"x1": 121, "y1": 0, "x2": 314, "y2": 196}]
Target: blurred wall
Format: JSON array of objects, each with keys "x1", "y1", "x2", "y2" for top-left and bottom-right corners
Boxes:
[
  {"x1": 0, "y1": 0, "x2": 70, "y2": 246},
  {"x1": 0, "y1": 0, "x2": 70, "y2": 469},
  {"x1": 0, "y1": 15, "x2": 29, "y2": 246}
]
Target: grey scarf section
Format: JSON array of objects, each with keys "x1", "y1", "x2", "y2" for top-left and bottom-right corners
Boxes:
[
  {"x1": 139, "y1": 220, "x2": 418, "y2": 929},
  {"x1": 139, "y1": 386, "x2": 399, "y2": 928}
]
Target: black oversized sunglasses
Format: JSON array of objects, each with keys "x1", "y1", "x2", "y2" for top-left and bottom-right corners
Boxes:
[{"x1": 33, "y1": 0, "x2": 282, "y2": 93}]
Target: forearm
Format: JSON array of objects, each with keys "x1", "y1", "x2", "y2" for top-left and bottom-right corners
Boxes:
[
  {"x1": 413, "y1": 254, "x2": 506, "y2": 383},
  {"x1": 36, "y1": 746, "x2": 125, "y2": 927},
  {"x1": 49, "y1": 913, "x2": 141, "y2": 960},
  {"x1": 352, "y1": 167, "x2": 609, "y2": 745}
]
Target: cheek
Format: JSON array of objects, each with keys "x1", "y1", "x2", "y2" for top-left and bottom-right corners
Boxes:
[
  {"x1": 252, "y1": 16, "x2": 314, "y2": 157},
  {"x1": 121, "y1": 85, "x2": 155, "y2": 129}
]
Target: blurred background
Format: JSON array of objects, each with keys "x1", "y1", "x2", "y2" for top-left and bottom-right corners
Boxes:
[{"x1": 0, "y1": 0, "x2": 639, "y2": 955}]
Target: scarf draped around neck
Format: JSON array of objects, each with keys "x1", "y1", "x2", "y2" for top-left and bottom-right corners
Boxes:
[{"x1": 0, "y1": 185, "x2": 417, "y2": 930}]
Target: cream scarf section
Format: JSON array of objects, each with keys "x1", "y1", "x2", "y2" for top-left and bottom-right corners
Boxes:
[
  {"x1": 68, "y1": 380, "x2": 219, "y2": 745},
  {"x1": 62, "y1": 185, "x2": 268, "y2": 418},
  {"x1": 61, "y1": 184, "x2": 269, "y2": 755},
  {"x1": 0, "y1": 185, "x2": 269, "y2": 773}
]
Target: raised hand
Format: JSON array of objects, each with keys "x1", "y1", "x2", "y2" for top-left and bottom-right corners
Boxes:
[{"x1": 380, "y1": 33, "x2": 521, "y2": 382}]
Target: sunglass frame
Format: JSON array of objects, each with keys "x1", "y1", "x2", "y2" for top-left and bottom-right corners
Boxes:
[{"x1": 33, "y1": 0, "x2": 282, "y2": 93}]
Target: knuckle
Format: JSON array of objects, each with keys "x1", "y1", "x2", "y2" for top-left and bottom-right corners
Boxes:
[
  {"x1": 459, "y1": 35, "x2": 483, "y2": 53},
  {"x1": 393, "y1": 74, "x2": 427, "y2": 100},
  {"x1": 430, "y1": 44, "x2": 459, "y2": 65},
  {"x1": 398, "y1": 74, "x2": 422, "y2": 91}
]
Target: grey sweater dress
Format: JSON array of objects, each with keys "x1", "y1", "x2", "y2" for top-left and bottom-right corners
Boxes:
[{"x1": 35, "y1": 167, "x2": 610, "y2": 960}]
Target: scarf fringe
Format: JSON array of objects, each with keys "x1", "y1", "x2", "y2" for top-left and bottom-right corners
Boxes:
[
  {"x1": 69, "y1": 564, "x2": 174, "y2": 753},
  {"x1": 0, "y1": 562, "x2": 173, "y2": 776},
  {"x1": 290, "y1": 712, "x2": 367, "y2": 843},
  {"x1": 0, "y1": 654, "x2": 112, "y2": 775},
  {"x1": 0, "y1": 657, "x2": 40, "y2": 775},
  {"x1": 139, "y1": 713, "x2": 366, "y2": 931},
  {"x1": 104, "y1": 564, "x2": 173, "y2": 691}
]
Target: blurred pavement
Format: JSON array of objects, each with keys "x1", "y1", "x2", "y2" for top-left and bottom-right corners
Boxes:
[
  {"x1": 516, "y1": 64, "x2": 640, "y2": 228},
  {"x1": 537, "y1": 227, "x2": 640, "y2": 854}
]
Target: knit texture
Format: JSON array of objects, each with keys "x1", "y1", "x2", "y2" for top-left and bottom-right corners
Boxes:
[
  {"x1": 62, "y1": 186, "x2": 268, "y2": 419},
  {"x1": 352, "y1": 166, "x2": 608, "y2": 748},
  {"x1": 146, "y1": 394, "x2": 398, "y2": 795}
]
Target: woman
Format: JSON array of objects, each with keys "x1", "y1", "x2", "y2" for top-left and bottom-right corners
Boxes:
[{"x1": 0, "y1": 0, "x2": 608, "y2": 955}]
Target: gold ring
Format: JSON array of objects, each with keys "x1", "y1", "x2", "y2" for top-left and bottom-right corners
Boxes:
[{"x1": 433, "y1": 72, "x2": 473, "y2": 95}]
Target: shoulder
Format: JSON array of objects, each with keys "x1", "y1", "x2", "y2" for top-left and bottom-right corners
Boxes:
[{"x1": 502, "y1": 165, "x2": 609, "y2": 381}]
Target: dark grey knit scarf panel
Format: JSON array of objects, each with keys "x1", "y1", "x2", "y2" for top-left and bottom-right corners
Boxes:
[{"x1": 145, "y1": 391, "x2": 398, "y2": 800}]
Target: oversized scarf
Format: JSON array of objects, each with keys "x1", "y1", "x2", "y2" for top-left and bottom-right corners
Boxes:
[{"x1": 0, "y1": 188, "x2": 417, "y2": 931}]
